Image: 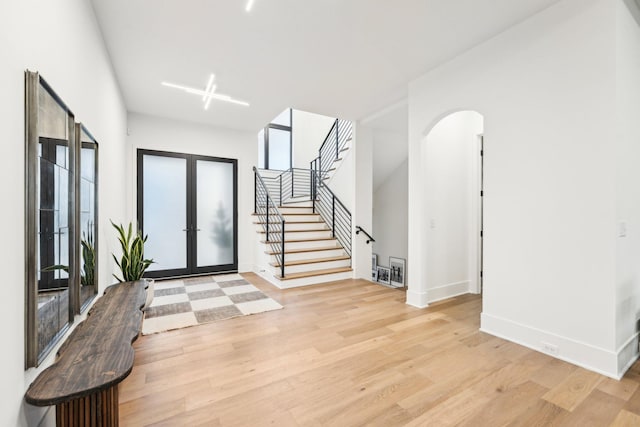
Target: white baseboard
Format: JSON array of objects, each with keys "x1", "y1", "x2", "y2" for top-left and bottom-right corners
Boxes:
[
  {"x1": 238, "y1": 263, "x2": 253, "y2": 273},
  {"x1": 406, "y1": 288, "x2": 429, "y2": 308},
  {"x1": 427, "y1": 280, "x2": 470, "y2": 304},
  {"x1": 481, "y1": 312, "x2": 623, "y2": 379},
  {"x1": 617, "y1": 332, "x2": 639, "y2": 379}
]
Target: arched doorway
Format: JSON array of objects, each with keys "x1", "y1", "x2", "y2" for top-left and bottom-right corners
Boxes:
[{"x1": 421, "y1": 110, "x2": 484, "y2": 302}]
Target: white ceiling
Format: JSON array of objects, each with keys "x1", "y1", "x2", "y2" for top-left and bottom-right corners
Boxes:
[{"x1": 90, "y1": 0, "x2": 561, "y2": 132}]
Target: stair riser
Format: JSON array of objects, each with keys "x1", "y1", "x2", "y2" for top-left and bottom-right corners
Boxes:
[
  {"x1": 270, "y1": 259, "x2": 351, "y2": 275},
  {"x1": 279, "y1": 208, "x2": 314, "y2": 215},
  {"x1": 257, "y1": 270, "x2": 353, "y2": 289},
  {"x1": 280, "y1": 200, "x2": 313, "y2": 208},
  {"x1": 255, "y1": 222, "x2": 327, "y2": 232},
  {"x1": 268, "y1": 239, "x2": 338, "y2": 251},
  {"x1": 268, "y1": 248, "x2": 346, "y2": 262},
  {"x1": 282, "y1": 214, "x2": 322, "y2": 222},
  {"x1": 263, "y1": 230, "x2": 333, "y2": 241},
  {"x1": 254, "y1": 213, "x2": 321, "y2": 222}
]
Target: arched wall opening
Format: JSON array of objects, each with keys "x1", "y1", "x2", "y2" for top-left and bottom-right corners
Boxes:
[{"x1": 421, "y1": 110, "x2": 484, "y2": 303}]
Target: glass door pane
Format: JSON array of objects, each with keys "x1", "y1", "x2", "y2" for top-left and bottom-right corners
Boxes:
[
  {"x1": 142, "y1": 154, "x2": 188, "y2": 272},
  {"x1": 196, "y1": 160, "x2": 235, "y2": 268}
]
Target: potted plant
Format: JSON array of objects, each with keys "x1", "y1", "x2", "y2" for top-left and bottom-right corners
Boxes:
[{"x1": 111, "y1": 221, "x2": 155, "y2": 308}]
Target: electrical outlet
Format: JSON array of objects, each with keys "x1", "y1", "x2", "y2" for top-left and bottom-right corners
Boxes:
[{"x1": 541, "y1": 342, "x2": 559, "y2": 356}]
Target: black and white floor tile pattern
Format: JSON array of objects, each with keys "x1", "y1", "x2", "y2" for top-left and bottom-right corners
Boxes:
[{"x1": 142, "y1": 273, "x2": 283, "y2": 335}]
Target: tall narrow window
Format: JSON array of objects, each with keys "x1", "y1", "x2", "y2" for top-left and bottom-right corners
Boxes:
[{"x1": 259, "y1": 108, "x2": 292, "y2": 170}]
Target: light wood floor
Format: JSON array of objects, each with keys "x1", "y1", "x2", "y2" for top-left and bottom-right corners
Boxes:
[{"x1": 120, "y1": 274, "x2": 640, "y2": 426}]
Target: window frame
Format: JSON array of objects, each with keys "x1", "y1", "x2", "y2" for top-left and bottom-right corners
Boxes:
[{"x1": 261, "y1": 109, "x2": 292, "y2": 171}]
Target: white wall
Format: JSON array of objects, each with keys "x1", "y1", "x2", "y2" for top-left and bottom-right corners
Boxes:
[
  {"x1": 353, "y1": 124, "x2": 374, "y2": 279},
  {"x1": 127, "y1": 113, "x2": 257, "y2": 273},
  {"x1": 408, "y1": 0, "x2": 620, "y2": 377},
  {"x1": 372, "y1": 160, "x2": 408, "y2": 279},
  {"x1": 615, "y1": 0, "x2": 640, "y2": 371},
  {"x1": 423, "y1": 112, "x2": 483, "y2": 301},
  {"x1": 0, "y1": 0, "x2": 129, "y2": 425},
  {"x1": 292, "y1": 109, "x2": 335, "y2": 169}
]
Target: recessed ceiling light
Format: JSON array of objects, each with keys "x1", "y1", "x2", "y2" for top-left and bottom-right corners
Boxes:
[
  {"x1": 161, "y1": 74, "x2": 250, "y2": 109},
  {"x1": 246, "y1": 0, "x2": 255, "y2": 12}
]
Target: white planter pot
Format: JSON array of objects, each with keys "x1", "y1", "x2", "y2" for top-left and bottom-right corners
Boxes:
[{"x1": 143, "y1": 279, "x2": 155, "y2": 310}]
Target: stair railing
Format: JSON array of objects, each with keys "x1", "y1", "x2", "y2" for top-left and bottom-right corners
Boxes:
[
  {"x1": 312, "y1": 172, "x2": 352, "y2": 260},
  {"x1": 313, "y1": 119, "x2": 353, "y2": 181},
  {"x1": 253, "y1": 166, "x2": 286, "y2": 278},
  {"x1": 277, "y1": 168, "x2": 314, "y2": 206}
]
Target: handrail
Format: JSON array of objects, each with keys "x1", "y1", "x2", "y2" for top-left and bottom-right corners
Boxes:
[
  {"x1": 355, "y1": 226, "x2": 375, "y2": 244},
  {"x1": 254, "y1": 167, "x2": 284, "y2": 217},
  {"x1": 253, "y1": 166, "x2": 286, "y2": 278},
  {"x1": 317, "y1": 119, "x2": 353, "y2": 180},
  {"x1": 318, "y1": 119, "x2": 338, "y2": 158}
]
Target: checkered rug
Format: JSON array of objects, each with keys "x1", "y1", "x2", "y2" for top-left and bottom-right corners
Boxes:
[{"x1": 141, "y1": 273, "x2": 283, "y2": 335}]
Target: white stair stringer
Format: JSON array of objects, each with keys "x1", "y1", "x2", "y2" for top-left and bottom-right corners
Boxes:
[{"x1": 253, "y1": 199, "x2": 353, "y2": 288}]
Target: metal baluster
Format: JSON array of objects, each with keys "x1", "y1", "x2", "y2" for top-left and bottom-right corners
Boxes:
[
  {"x1": 332, "y1": 196, "x2": 336, "y2": 238},
  {"x1": 335, "y1": 119, "x2": 339, "y2": 161},
  {"x1": 281, "y1": 220, "x2": 286, "y2": 278},
  {"x1": 266, "y1": 197, "x2": 270, "y2": 242}
]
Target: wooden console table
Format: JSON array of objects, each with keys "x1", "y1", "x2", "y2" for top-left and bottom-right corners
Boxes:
[{"x1": 26, "y1": 281, "x2": 148, "y2": 427}]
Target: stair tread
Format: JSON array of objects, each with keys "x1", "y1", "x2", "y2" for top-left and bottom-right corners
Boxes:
[
  {"x1": 258, "y1": 228, "x2": 329, "y2": 234},
  {"x1": 265, "y1": 246, "x2": 343, "y2": 255},
  {"x1": 252, "y1": 213, "x2": 319, "y2": 216},
  {"x1": 260, "y1": 237, "x2": 337, "y2": 244},
  {"x1": 270, "y1": 255, "x2": 350, "y2": 268},
  {"x1": 278, "y1": 205, "x2": 312, "y2": 209},
  {"x1": 254, "y1": 220, "x2": 323, "y2": 225},
  {"x1": 281, "y1": 267, "x2": 353, "y2": 281}
]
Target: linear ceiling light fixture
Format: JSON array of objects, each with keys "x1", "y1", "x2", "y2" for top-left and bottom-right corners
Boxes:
[
  {"x1": 161, "y1": 74, "x2": 249, "y2": 109},
  {"x1": 246, "y1": 0, "x2": 255, "y2": 12}
]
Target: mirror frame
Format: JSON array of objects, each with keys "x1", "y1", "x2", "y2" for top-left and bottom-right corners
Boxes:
[
  {"x1": 75, "y1": 123, "x2": 99, "y2": 314},
  {"x1": 25, "y1": 71, "x2": 78, "y2": 368}
]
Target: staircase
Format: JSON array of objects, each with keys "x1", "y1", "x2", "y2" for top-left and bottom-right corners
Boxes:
[
  {"x1": 253, "y1": 199, "x2": 352, "y2": 288},
  {"x1": 253, "y1": 119, "x2": 354, "y2": 289}
]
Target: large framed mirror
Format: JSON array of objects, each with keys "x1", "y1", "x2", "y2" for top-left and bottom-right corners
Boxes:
[
  {"x1": 25, "y1": 71, "x2": 77, "y2": 367},
  {"x1": 76, "y1": 124, "x2": 98, "y2": 312}
]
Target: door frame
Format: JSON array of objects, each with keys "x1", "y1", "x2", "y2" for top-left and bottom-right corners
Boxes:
[
  {"x1": 468, "y1": 134, "x2": 484, "y2": 294},
  {"x1": 136, "y1": 149, "x2": 238, "y2": 279}
]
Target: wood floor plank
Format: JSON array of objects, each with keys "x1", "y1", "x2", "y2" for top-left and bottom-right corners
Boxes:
[
  {"x1": 558, "y1": 389, "x2": 625, "y2": 426},
  {"x1": 599, "y1": 376, "x2": 640, "y2": 402},
  {"x1": 542, "y1": 369, "x2": 604, "y2": 411},
  {"x1": 610, "y1": 409, "x2": 640, "y2": 426},
  {"x1": 119, "y1": 273, "x2": 640, "y2": 426}
]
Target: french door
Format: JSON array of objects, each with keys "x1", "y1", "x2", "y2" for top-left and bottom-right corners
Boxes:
[{"x1": 137, "y1": 149, "x2": 238, "y2": 278}]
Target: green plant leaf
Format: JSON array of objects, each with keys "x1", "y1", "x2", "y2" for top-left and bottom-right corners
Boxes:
[{"x1": 111, "y1": 220, "x2": 154, "y2": 282}]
